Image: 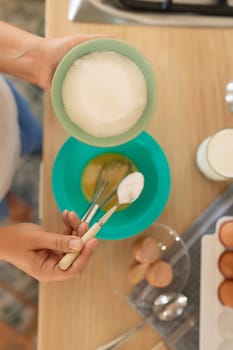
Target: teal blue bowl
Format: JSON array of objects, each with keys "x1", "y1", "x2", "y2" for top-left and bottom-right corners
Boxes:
[
  {"x1": 52, "y1": 131, "x2": 171, "y2": 240},
  {"x1": 51, "y1": 38, "x2": 157, "y2": 147}
]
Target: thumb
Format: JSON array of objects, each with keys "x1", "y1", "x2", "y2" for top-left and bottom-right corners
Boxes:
[{"x1": 34, "y1": 232, "x2": 84, "y2": 253}]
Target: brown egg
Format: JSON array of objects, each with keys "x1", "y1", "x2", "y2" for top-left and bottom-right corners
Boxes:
[
  {"x1": 219, "y1": 221, "x2": 233, "y2": 248},
  {"x1": 128, "y1": 262, "x2": 148, "y2": 285},
  {"x1": 146, "y1": 259, "x2": 173, "y2": 288},
  {"x1": 218, "y1": 280, "x2": 233, "y2": 308},
  {"x1": 132, "y1": 236, "x2": 160, "y2": 264},
  {"x1": 219, "y1": 251, "x2": 233, "y2": 279}
]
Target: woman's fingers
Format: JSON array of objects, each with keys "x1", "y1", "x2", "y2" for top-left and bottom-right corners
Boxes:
[
  {"x1": 68, "y1": 211, "x2": 81, "y2": 232},
  {"x1": 67, "y1": 211, "x2": 88, "y2": 237},
  {"x1": 62, "y1": 210, "x2": 73, "y2": 235},
  {"x1": 74, "y1": 221, "x2": 88, "y2": 238},
  {"x1": 62, "y1": 238, "x2": 98, "y2": 276},
  {"x1": 62, "y1": 210, "x2": 86, "y2": 236},
  {"x1": 45, "y1": 238, "x2": 98, "y2": 281},
  {"x1": 33, "y1": 230, "x2": 84, "y2": 253}
]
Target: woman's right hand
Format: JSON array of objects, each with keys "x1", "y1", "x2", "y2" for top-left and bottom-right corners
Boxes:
[{"x1": 0, "y1": 210, "x2": 98, "y2": 282}]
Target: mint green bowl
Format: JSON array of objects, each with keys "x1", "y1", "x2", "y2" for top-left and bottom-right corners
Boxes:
[
  {"x1": 52, "y1": 131, "x2": 171, "y2": 240},
  {"x1": 51, "y1": 38, "x2": 157, "y2": 147}
]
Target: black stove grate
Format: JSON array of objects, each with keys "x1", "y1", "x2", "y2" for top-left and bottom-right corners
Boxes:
[{"x1": 118, "y1": 0, "x2": 233, "y2": 16}]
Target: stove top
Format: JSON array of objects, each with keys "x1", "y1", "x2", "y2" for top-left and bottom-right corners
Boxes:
[
  {"x1": 69, "y1": 0, "x2": 233, "y2": 26},
  {"x1": 119, "y1": 0, "x2": 233, "y2": 16}
]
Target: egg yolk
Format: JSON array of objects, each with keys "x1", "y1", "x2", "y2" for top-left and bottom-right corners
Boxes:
[{"x1": 81, "y1": 153, "x2": 137, "y2": 211}]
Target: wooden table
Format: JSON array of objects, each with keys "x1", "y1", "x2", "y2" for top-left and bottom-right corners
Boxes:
[{"x1": 38, "y1": 1, "x2": 233, "y2": 349}]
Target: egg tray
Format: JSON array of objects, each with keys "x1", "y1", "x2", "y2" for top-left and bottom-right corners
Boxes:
[
  {"x1": 128, "y1": 184, "x2": 233, "y2": 350},
  {"x1": 200, "y1": 217, "x2": 233, "y2": 350}
]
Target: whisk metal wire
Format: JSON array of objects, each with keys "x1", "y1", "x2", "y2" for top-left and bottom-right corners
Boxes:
[{"x1": 82, "y1": 159, "x2": 133, "y2": 223}]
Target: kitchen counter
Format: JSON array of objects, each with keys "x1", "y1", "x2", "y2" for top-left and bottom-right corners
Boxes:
[{"x1": 38, "y1": 1, "x2": 233, "y2": 349}]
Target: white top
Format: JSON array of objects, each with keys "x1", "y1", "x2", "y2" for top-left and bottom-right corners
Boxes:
[{"x1": 0, "y1": 75, "x2": 20, "y2": 201}]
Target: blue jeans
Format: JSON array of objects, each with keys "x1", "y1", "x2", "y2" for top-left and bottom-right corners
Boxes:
[{"x1": 0, "y1": 79, "x2": 43, "y2": 218}]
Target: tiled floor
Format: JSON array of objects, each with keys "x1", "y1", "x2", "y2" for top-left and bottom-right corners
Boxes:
[{"x1": 0, "y1": 1, "x2": 45, "y2": 349}]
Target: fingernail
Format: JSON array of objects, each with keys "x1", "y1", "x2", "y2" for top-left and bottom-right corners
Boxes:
[{"x1": 69, "y1": 238, "x2": 83, "y2": 250}]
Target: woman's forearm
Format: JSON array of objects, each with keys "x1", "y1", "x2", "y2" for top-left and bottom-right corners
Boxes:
[
  {"x1": 0, "y1": 21, "x2": 108, "y2": 90},
  {"x1": 0, "y1": 21, "x2": 48, "y2": 86}
]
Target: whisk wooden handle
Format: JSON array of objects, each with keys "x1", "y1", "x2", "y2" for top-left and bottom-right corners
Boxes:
[{"x1": 59, "y1": 223, "x2": 101, "y2": 270}]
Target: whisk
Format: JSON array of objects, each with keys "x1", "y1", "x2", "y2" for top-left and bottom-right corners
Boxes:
[{"x1": 81, "y1": 159, "x2": 133, "y2": 223}]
